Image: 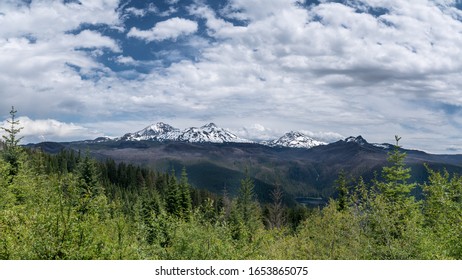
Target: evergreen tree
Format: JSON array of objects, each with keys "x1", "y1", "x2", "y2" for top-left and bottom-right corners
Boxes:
[
  {"x1": 335, "y1": 170, "x2": 350, "y2": 211},
  {"x1": 165, "y1": 169, "x2": 181, "y2": 217},
  {"x1": 76, "y1": 152, "x2": 102, "y2": 197},
  {"x1": 1, "y1": 106, "x2": 24, "y2": 177},
  {"x1": 364, "y1": 136, "x2": 424, "y2": 259},
  {"x1": 179, "y1": 167, "x2": 192, "y2": 219},
  {"x1": 230, "y1": 174, "x2": 262, "y2": 241},
  {"x1": 379, "y1": 135, "x2": 415, "y2": 200},
  {"x1": 1, "y1": 106, "x2": 23, "y2": 149}
]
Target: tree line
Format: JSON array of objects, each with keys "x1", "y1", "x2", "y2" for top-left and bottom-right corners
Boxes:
[{"x1": 1, "y1": 108, "x2": 461, "y2": 259}]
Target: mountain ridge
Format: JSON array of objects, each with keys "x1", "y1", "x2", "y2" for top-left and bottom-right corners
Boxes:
[
  {"x1": 103, "y1": 122, "x2": 330, "y2": 149},
  {"x1": 26, "y1": 131, "x2": 462, "y2": 206}
]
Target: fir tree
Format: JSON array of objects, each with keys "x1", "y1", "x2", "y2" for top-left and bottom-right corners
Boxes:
[
  {"x1": 335, "y1": 170, "x2": 350, "y2": 211},
  {"x1": 379, "y1": 135, "x2": 414, "y2": 201},
  {"x1": 1, "y1": 106, "x2": 24, "y2": 177},
  {"x1": 165, "y1": 169, "x2": 181, "y2": 217},
  {"x1": 1, "y1": 106, "x2": 23, "y2": 149},
  {"x1": 179, "y1": 167, "x2": 192, "y2": 219},
  {"x1": 230, "y1": 174, "x2": 262, "y2": 241}
]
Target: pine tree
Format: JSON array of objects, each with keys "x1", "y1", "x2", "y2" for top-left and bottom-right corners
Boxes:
[
  {"x1": 179, "y1": 167, "x2": 192, "y2": 219},
  {"x1": 379, "y1": 135, "x2": 415, "y2": 201},
  {"x1": 165, "y1": 169, "x2": 181, "y2": 217},
  {"x1": 1, "y1": 106, "x2": 24, "y2": 176},
  {"x1": 335, "y1": 170, "x2": 350, "y2": 211},
  {"x1": 76, "y1": 152, "x2": 101, "y2": 197},
  {"x1": 230, "y1": 174, "x2": 262, "y2": 241},
  {"x1": 1, "y1": 106, "x2": 23, "y2": 149},
  {"x1": 366, "y1": 136, "x2": 424, "y2": 259}
]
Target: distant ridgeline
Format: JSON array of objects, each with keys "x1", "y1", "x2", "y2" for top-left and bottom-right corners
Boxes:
[{"x1": 26, "y1": 126, "x2": 462, "y2": 207}]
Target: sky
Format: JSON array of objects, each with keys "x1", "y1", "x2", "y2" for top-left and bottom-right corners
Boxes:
[{"x1": 1, "y1": 0, "x2": 462, "y2": 154}]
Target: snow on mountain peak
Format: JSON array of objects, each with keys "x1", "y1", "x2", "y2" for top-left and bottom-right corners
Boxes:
[
  {"x1": 119, "y1": 123, "x2": 332, "y2": 149},
  {"x1": 179, "y1": 123, "x2": 251, "y2": 143},
  {"x1": 264, "y1": 131, "x2": 326, "y2": 148},
  {"x1": 201, "y1": 122, "x2": 218, "y2": 128},
  {"x1": 121, "y1": 122, "x2": 181, "y2": 141},
  {"x1": 122, "y1": 122, "x2": 251, "y2": 143}
]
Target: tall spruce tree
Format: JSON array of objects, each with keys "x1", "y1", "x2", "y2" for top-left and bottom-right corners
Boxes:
[
  {"x1": 179, "y1": 167, "x2": 192, "y2": 219},
  {"x1": 367, "y1": 136, "x2": 424, "y2": 258},
  {"x1": 1, "y1": 106, "x2": 24, "y2": 176},
  {"x1": 230, "y1": 173, "x2": 262, "y2": 241},
  {"x1": 379, "y1": 135, "x2": 415, "y2": 201},
  {"x1": 165, "y1": 169, "x2": 181, "y2": 217}
]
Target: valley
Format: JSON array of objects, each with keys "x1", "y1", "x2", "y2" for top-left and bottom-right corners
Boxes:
[{"x1": 28, "y1": 125, "x2": 462, "y2": 206}]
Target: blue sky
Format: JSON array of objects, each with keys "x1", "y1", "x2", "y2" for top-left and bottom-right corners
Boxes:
[{"x1": 1, "y1": 0, "x2": 462, "y2": 153}]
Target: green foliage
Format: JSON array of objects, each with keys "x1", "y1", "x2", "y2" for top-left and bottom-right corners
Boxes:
[
  {"x1": 422, "y1": 169, "x2": 462, "y2": 259},
  {"x1": 229, "y1": 175, "x2": 263, "y2": 241},
  {"x1": 295, "y1": 201, "x2": 366, "y2": 259},
  {"x1": 1, "y1": 106, "x2": 23, "y2": 149},
  {"x1": 335, "y1": 170, "x2": 350, "y2": 211},
  {"x1": 1, "y1": 129, "x2": 461, "y2": 259}
]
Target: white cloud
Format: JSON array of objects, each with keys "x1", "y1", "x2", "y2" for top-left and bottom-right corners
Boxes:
[
  {"x1": 125, "y1": 7, "x2": 147, "y2": 17},
  {"x1": 1, "y1": 116, "x2": 100, "y2": 143},
  {"x1": 236, "y1": 124, "x2": 279, "y2": 141},
  {"x1": 115, "y1": 55, "x2": 138, "y2": 65},
  {"x1": 0, "y1": 0, "x2": 121, "y2": 39},
  {"x1": 2, "y1": 1, "x2": 462, "y2": 153},
  {"x1": 127, "y1": 17, "x2": 198, "y2": 42}
]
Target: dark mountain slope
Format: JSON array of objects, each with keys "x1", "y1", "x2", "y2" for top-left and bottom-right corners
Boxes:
[{"x1": 26, "y1": 137, "x2": 462, "y2": 205}]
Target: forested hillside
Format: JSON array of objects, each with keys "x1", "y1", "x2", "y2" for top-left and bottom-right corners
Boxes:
[{"x1": 1, "y1": 111, "x2": 462, "y2": 259}]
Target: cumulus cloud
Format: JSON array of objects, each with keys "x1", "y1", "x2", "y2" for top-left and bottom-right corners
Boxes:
[
  {"x1": 2, "y1": 0, "x2": 462, "y2": 153},
  {"x1": 236, "y1": 124, "x2": 280, "y2": 141},
  {"x1": 127, "y1": 17, "x2": 198, "y2": 42},
  {"x1": 0, "y1": 0, "x2": 121, "y2": 122},
  {"x1": 0, "y1": 116, "x2": 100, "y2": 143},
  {"x1": 125, "y1": 7, "x2": 147, "y2": 17},
  {"x1": 0, "y1": 0, "x2": 120, "y2": 39},
  {"x1": 115, "y1": 55, "x2": 138, "y2": 65}
]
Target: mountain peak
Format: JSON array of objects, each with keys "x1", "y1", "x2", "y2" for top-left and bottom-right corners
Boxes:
[
  {"x1": 147, "y1": 122, "x2": 177, "y2": 132},
  {"x1": 264, "y1": 131, "x2": 326, "y2": 149},
  {"x1": 122, "y1": 122, "x2": 252, "y2": 144},
  {"x1": 201, "y1": 122, "x2": 218, "y2": 128},
  {"x1": 180, "y1": 123, "x2": 251, "y2": 143},
  {"x1": 120, "y1": 122, "x2": 181, "y2": 141},
  {"x1": 345, "y1": 135, "x2": 368, "y2": 145}
]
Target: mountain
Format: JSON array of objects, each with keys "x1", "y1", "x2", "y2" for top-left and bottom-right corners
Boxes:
[
  {"x1": 27, "y1": 134, "x2": 462, "y2": 207},
  {"x1": 263, "y1": 131, "x2": 326, "y2": 149},
  {"x1": 178, "y1": 123, "x2": 252, "y2": 143},
  {"x1": 115, "y1": 122, "x2": 328, "y2": 148},
  {"x1": 344, "y1": 135, "x2": 368, "y2": 145},
  {"x1": 118, "y1": 122, "x2": 252, "y2": 144},
  {"x1": 119, "y1": 122, "x2": 181, "y2": 142}
]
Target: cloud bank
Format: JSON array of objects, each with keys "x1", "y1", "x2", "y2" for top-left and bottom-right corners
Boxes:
[{"x1": 1, "y1": 0, "x2": 462, "y2": 153}]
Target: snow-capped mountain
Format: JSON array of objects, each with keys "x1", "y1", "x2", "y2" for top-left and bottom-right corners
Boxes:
[
  {"x1": 263, "y1": 131, "x2": 326, "y2": 149},
  {"x1": 120, "y1": 122, "x2": 252, "y2": 144},
  {"x1": 117, "y1": 122, "x2": 334, "y2": 149},
  {"x1": 120, "y1": 122, "x2": 181, "y2": 142},
  {"x1": 178, "y1": 123, "x2": 252, "y2": 143}
]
